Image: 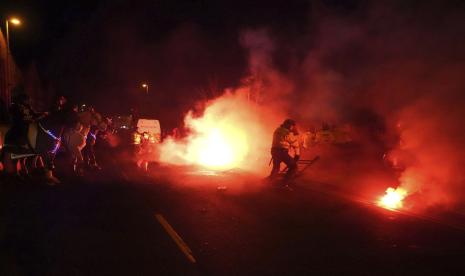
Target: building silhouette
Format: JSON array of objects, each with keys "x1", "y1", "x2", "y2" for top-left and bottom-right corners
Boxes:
[{"x1": 0, "y1": 27, "x2": 21, "y2": 121}]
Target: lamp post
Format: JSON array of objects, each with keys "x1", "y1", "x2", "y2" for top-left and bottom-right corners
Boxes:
[
  {"x1": 141, "y1": 83, "x2": 149, "y2": 94},
  {"x1": 5, "y1": 17, "x2": 21, "y2": 107}
]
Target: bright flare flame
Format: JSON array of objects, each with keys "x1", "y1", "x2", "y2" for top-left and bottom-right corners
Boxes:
[
  {"x1": 158, "y1": 92, "x2": 274, "y2": 172},
  {"x1": 188, "y1": 126, "x2": 248, "y2": 170},
  {"x1": 378, "y1": 187, "x2": 408, "y2": 210}
]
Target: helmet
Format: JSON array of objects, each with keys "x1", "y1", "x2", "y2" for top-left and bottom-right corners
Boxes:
[
  {"x1": 282, "y1": 119, "x2": 296, "y2": 129},
  {"x1": 79, "y1": 104, "x2": 93, "y2": 112}
]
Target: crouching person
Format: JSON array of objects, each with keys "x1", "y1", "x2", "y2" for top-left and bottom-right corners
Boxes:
[{"x1": 268, "y1": 119, "x2": 300, "y2": 181}]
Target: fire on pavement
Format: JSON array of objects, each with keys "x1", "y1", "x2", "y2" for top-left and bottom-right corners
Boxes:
[{"x1": 378, "y1": 187, "x2": 408, "y2": 210}]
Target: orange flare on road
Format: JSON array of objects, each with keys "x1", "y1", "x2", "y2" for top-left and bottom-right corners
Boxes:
[
  {"x1": 378, "y1": 187, "x2": 408, "y2": 210},
  {"x1": 186, "y1": 118, "x2": 249, "y2": 170},
  {"x1": 159, "y1": 92, "x2": 274, "y2": 172}
]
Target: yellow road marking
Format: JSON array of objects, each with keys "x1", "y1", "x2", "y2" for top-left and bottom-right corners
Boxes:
[{"x1": 155, "y1": 213, "x2": 197, "y2": 263}]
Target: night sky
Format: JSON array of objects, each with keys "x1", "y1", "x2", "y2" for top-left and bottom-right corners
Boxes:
[
  {"x1": 1, "y1": 0, "x2": 464, "y2": 127},
  {"x1": 1, "y1": 0, "x2": 317, "y2": 69},
  {"x1": 1, "y1": 0, "x2": 319, "y2": 122},
  {"x1": 1, "y1": 1, "x2": 98, "y2": 65}
]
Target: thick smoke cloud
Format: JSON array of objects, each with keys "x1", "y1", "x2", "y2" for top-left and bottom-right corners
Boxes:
[
  {"x1": 278, "y1": 1, "x2": 465, "y2": 211},
  {"x1": 158, "y1": 29, "x2": 289, "y2": 174},
  {"x1": 179, "y1": 1, "x2": 465, "y2": 211}
]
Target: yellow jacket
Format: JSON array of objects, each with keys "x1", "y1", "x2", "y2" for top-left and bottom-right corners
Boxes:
[{"x1": 271, "y1": 126, "x2": 300, "y2": 155}]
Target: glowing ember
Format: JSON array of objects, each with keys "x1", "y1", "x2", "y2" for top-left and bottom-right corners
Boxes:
[{"x1": 378, "y1": 187, "x2": 408, "y2": 210}]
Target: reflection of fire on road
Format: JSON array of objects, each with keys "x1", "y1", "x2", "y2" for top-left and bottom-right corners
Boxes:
[{"x1": 378, "y1": 187, "x2": 408, "y2": 210}]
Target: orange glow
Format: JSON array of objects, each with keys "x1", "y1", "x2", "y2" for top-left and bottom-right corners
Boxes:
[
  {"x1": 378, "y1": 187, "x2": 408, "y2": 210},
  {"x1": 133, "y1": 133, "x2": 141, "y2": 144},
  {"x1": 186, "y1": 122, "x2": 248, "y2": 170},
  {"x1": 141, "y1": 83, "x2": 148, "y2": 88},
  {"x1": 9, "y1": 18, "x2": 21, "y2": 25},
  {"x1": 159, "y1": 92, "x2": 275, "y2": 173}
]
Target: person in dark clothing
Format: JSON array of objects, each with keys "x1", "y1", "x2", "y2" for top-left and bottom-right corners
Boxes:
[
  {"x1": 3, "y1": 94, "x2": 48, "y2": 179},
  {"x1": 0, "y1": 98, "x2": 9, "y2": 123},
  {"x1": 82, "y1": 125, "x2": 101, "y2": 170},
  {"x1": 5, "y1": 94, "x2": 44, "y2": 147},
  {"x1": 60, "y1": 103, "x2": 85, "y2": 175},
  {"x1": 62, "y1": 103, "x2": 80, "y2": 129},
  {"x1": 80, "y1": 106, "x2": 106, "y2": 170},
  {"x1": 51, "y1": 95, "x2": 67, "y2": 114}
]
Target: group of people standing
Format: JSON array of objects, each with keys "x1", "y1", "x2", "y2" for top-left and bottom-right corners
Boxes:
[
  {"x1": 1, "y1": 94, "x2": 107, "y2": 183},
  {"x1": 3, "y1": 94, "x2": 303, "y2": 185}
]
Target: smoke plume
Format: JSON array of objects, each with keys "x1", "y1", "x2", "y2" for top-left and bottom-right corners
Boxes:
[
  {"x1": 298, "y1": 1, "x2": 465, "y2": 211},
  {"x1": 160, "y1": 1, "x2": 465, "y2": 211}
]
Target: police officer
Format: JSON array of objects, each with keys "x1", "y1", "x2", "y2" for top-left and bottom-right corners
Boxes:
[{"x1": 268, "y1": 119, "x2": 301, "y2": 180}]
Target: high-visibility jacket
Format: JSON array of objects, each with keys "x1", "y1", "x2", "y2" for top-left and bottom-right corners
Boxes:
[{"x1": 271, "y1": 126, "x2": 300, "y2": 155}]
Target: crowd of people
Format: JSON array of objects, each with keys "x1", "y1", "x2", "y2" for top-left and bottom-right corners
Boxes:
[
  {"x1": 1, "y1": 94, "x2": 317, "y2": 188},
  {"x1": 0, "y1": 94, "x2": 109, "y2": 184}
]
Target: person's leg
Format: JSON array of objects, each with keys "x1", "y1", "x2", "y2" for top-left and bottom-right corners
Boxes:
[
  {"x1": 35, "y1": 155, "x2": 44, "y2": 169},
  {"x1": 3, "y1": 151, "x2": 17, "y2": 174},
  {"x1": 82, "y1": 143, "x2": 90, "y2": 166},
  {"x1": 142, "y1": 160, "x2": 148, "y2": 172},
  {"x1": 75, "y1": 141, "x2": 86, "y2": 176},
  {"x1": 269, "y1": 148, "x2": 282, "y2": 179},
  {"x1": 69, "y1": 132, "x2": 85, "y2": 176},
  {"x1": 18, "y1": 124, "x2": 30, "y2": 147},
  {"x1": 87, "y1": 139, "x2": 100, "y2": 169},
  {"x1": 282, "y1": 152, "x2": 297, "y2": 179},
  {"x1": 19, "y1": 157, "x2": 29, "y2": 176},
  {"x1": 43, "y1": 151, "x2": 60, "y2": 184},
  {"x1": 89, "y1": 143, "x2": 95, "y2": 165}
]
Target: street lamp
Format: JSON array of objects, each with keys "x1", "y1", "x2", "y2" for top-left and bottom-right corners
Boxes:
[
  {"x1": 9, "y1": 18, "x2": 21, "y2": 26},
  {"x1": 141, "y1": 83, "x2": 149, "y2": 94},
  {"x1": 5, "y1": 17, "x2": 21, "y2": 106}
]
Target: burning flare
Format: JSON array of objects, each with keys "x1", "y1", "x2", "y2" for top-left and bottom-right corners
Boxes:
[
  {"x1": 186, "y1": 121, "x2": 249, "y2": 170},
  {"x1": 159, "y1": 92, "x2": 273, "y2": 172},
  {"x1": 378, "y1": 187, "x2": 408, "y2": 210}
]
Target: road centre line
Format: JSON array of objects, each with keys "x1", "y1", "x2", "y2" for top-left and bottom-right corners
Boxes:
[{"x1": 155, "y1": 213, "x2": 197, "y2": 263}]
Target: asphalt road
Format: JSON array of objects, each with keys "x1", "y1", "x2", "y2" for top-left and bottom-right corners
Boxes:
[{"x1": 1, "y1": 162, "x2": 465, "y2": 275}]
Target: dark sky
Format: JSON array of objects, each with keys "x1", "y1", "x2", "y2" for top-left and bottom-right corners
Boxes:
[
  {"x1": 2, "y1": 0, "x2": 462, "y2": 128},
  {"x1": 1, "y1": 0, "x2": 318, "y2": 66},
  {"x1": 1, "y1": 0, "x2": 322, "y2": 120},
  {"x1": 0, "y1": 0, "x2": 99, "y2": 66}
]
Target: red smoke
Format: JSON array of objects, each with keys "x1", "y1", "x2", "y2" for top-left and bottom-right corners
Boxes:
[
  {"x1": 153, "y1": 1, "x2": 465, "y2": 212},
  {"x1": 304, "y1": 2, "x2": 465, "y2": 211},
  {"x1": 159, "y1": 92, "x2": 281, "y2": 174}
]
